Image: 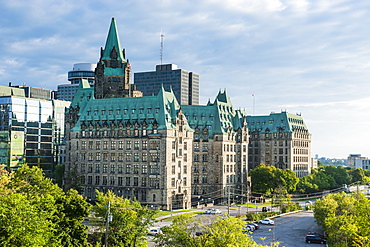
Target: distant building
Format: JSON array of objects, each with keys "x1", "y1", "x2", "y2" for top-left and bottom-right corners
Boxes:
[
  {"x1": 354, "y1": 157, "x2": 370, "y2": 170},
  {"x1": 55, "y1": 63, "x2": 96, "y2": 101},
  {"x1": 134, "y1": 64, "x2": 199, "y2": 105},
  {"x1": 0, "y1": 84, "x2": 70, "y2": 172},
  {"x1": 246, "y1": 112, "x2": 312, "y2": 178},
  {"x1": 347, "y1": 154, "x2": 366, "y2": 168}
]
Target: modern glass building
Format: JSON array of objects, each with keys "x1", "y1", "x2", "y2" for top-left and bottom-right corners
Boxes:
[
  {"x1": 134, "y1": 64, "x2": 200, "y2": 105},
  {"x1": 0, "y1": 85, "x2": 70, "y2": 173}
]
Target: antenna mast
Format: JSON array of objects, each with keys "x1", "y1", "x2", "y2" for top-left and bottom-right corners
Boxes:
[{"x1": 160, "y1": 30, "x2": 165, "y2": 65}]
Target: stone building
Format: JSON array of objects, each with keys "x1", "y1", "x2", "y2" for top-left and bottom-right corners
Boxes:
[
  {"x1": 246, "y1": 112, "x2": 312, "y2": 178},
  {"x1": 182, "y1": 90, "x2": 249, "y2": 205},
  {"x1": 94, "y1": 18, "x2": 142, "y2": 99},
  {"x1": 65, "y1": 81, "x2": 193, "y2": 210}
]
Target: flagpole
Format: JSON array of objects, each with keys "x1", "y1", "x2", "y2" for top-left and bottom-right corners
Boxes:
[{"x1": 252, "y1": 94, "x2": 255, "y2": 115}]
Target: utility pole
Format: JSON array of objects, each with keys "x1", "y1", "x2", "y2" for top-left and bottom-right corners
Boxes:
[
  {"x1": 105, "y1": 201, "x2": 112, "y2": 247},
  {"x1": 227, "y1": 186, "x2": 230, "y2": 215}
]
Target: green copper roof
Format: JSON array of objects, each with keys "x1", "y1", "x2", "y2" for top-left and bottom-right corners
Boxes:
[
  {"x1": 102, "y1": 18, "x2": 125, "y2": 62},
  {"x1": 247, "y1": 112, "x2": 310, "y2": 133},
  {"x1": 182, "y1": 90, "x2": 247, "y2": 137},
  {"x1": 68, "y1": 86, "x2": 192, "y2": 132}
]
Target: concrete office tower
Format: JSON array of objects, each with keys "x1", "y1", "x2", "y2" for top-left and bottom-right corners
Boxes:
[
  {"x1": 0, "y1": 84, "x2": 70, "y2": 172},
  {"x1": 247, "y1": 112, "x2": 312, "y2": 178},
  {"x1": 56, "y1": 63, "x2": 96, "y2": 101},
  {"x1": 134, "y1": 64, "x2": 200, "y2": 105}
]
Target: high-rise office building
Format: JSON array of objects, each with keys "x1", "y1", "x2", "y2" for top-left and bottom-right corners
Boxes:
[
  {"x1": 55, "y1": 63, "x2": 96, "y2": 101},
  {"x1": 0, "y1": 84, "x2": 70, "y2": 172},
  {"x1": 134, "y1": 64, "x2": 199, "y2": 105}
]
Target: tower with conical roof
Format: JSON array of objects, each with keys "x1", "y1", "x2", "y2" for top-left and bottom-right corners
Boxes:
[{"x1": 94, "y1": 18, "x2": 142, "y2": 99}]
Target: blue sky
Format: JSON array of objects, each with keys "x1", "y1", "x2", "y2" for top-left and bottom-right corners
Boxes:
[{"x1": 1, "y1": 0, "x2": 370, "y2": 159}]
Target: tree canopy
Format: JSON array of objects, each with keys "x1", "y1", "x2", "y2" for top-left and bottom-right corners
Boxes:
[
  {"x1": 314, "y1": 192, "x2": 370, "y2": 246},
  {"x1": 93, "y1": 190, "x2": 157, "y2": 247},
  {"x1": 0, "y1": 164, "x2": 91, "y2": 247}
]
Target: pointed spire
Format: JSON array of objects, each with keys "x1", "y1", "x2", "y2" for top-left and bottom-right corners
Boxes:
[{"x1": 102, "y1": 18, "x2": 125, "y2": 61}]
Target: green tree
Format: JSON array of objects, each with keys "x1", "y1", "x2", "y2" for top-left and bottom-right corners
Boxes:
[
  {"x1": 250, "y1": 164, "x2": 298, "y2": 194},
  {"x1": 0, "y1": 193, "x2": 55, "y2": 247},
  {"x1": 350, "y1": 168, "x2": 366, "y2": 184},
  {"x1": 94, "y1": 190, "x2": 157, "y2": 247},
  {"x1": 314, "y1": 192, "x2": 370, "y2": 246},
  {"x1": 154, "y1": 214, "x2": 279, "y2": 246},
  {"x1": 1, "y1": 164, "x2": 91, "y2": 247}
]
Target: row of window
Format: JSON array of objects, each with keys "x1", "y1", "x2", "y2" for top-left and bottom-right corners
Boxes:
[
  {"x1": 81, "y1": 176, "x2": 160, "y2": 188},
  {"x1": 73, "y1": 152, "x2": 159, "y2": 162},
  {"x1": 86, "y1": 107, "x2": 160, "y2": 116},
  {"x1": 77, "y1": 163, "x2": 160, "y2": 175},
  {"x1": 77, "y1": 140, "x2": 159, "y2": 151}
]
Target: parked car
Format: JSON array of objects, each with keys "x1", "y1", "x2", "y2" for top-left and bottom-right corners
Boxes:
[
  {"x1": 210, "y1": 209, "x2": 222, "y2": 214},
  {"x1": 258, "y1": 218, "x2": 275, "y2": 225},
  {"x1": 148, "y1": 229, "x2": 163, "y2": 235},
  {"x1": 262, "y1": 207, "x2": 268, "y2": 212},
  {"x1": 204, "y1": 208, "x2": 214, "y2": 214},
  {"x1": 305, "y1": 234, "x2": 327, "y2": 244},
  {"x1": 248, "y1": 222, "x2": 259, "y2": 230},
  {"x1": 242, "y1": 224, "x2": 255, "y2": 232},
  {"x1": 204, "y1": 208, "x2": 221, "y2": 214}
]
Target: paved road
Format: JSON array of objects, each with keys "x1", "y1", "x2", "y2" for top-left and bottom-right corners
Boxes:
[
  {"x1": 148, "y1": 208, "x2": 324, "y2": 246},
  {"x1": 251, "y1": 210, "x2": 324, "y2": 247}
]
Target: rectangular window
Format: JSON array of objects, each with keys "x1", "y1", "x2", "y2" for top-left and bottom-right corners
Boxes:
[
  {"x1": 95, "y1": 176, "x2": 100, "y2": 185},
  {"x1": 142, "y1": 140, "x2": 148, "y2": 150},
  {"x1": 172, "y1": 165, "x2": 175, "y2": 174},
  {"x1": 134, "y1": 153, "x2": 140, "y2": 162},
  {"x1": 88, "y1": 141, "x2": 93, "y2": 149},
  {"x1": 103, "y1": 153, "x2": 108, "y2": 161},
  {"x1": 118, "y1": 153, "x2": 123, "y2": 161},
  {"x1": 142, "y1": 165, "x2": 147, "y2": 174},
  {"x1": 133, "y1": 164, "x2": 139, "y2": 174},
  {"x1": 96, "y1": 141, "x2": 100, "y2": 150},
  {"x1": 142, "y1": 153, "x2": 147, "y2": 162},
  {"x1": 110, "y1": 164, "x2": 115, "y2": 173},
  {"x1": 183, "y1": 165, "x2": 187, "y2": 174},
  {"x1": 103, "y1": 164, "x2": 107, "y2": 173},
  {"x1": 134, "y1": 141, "x2": 140, "y2": 150},
  {"x1": 126, "y1": 141, "x2": 132, "y2": 150},
  {"x1": 126, "y1": 153, "x2": 132, "y2": 162},
  {"x1": 88, "y1": 164, "x2": 93, "y2": 173},
  {"x1": 103, "y1": 141, "x2": 108, "y2": 149},
  {"x1": 118, "y1": 177, "x2": 123, "y2": 186},
  {"x1": 81, "y1": 141, "x2": 86, "y2": 150},
  {"x1": 134, "y1": 177, "x2": 138, "y2": 186},
  {"x1": 142, "y1": 177, "x2": 147, "y2": 187},
  {"x1": 126, "y1": 164, "x2": 131, "y2": 174},
  {"x1": 95, "y1": 164, "x2": 100, "y2": 173},
  {"x1": 118, "y1": 141, "x2": 124, "y2": 149},
  {"x1": 103, "y1": 176, "x2": 107, "y2": 185},
  {"x1": 111, "y1": 141, "x2": 116, "y2": 150},
  {"x1": 111, "y1": 153, "x2": 115, "y2": 161},
  {"x1": 126, "y1": 177, "x2": 131, "y2": 186},
  {"x1": 96, "y1": 152, "x2": 101, "y2": 161}
]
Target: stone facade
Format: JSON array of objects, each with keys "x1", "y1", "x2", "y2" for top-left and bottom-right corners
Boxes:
[{"x1": 247, "y1": 112, "x2": 312, "y2": 178}]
